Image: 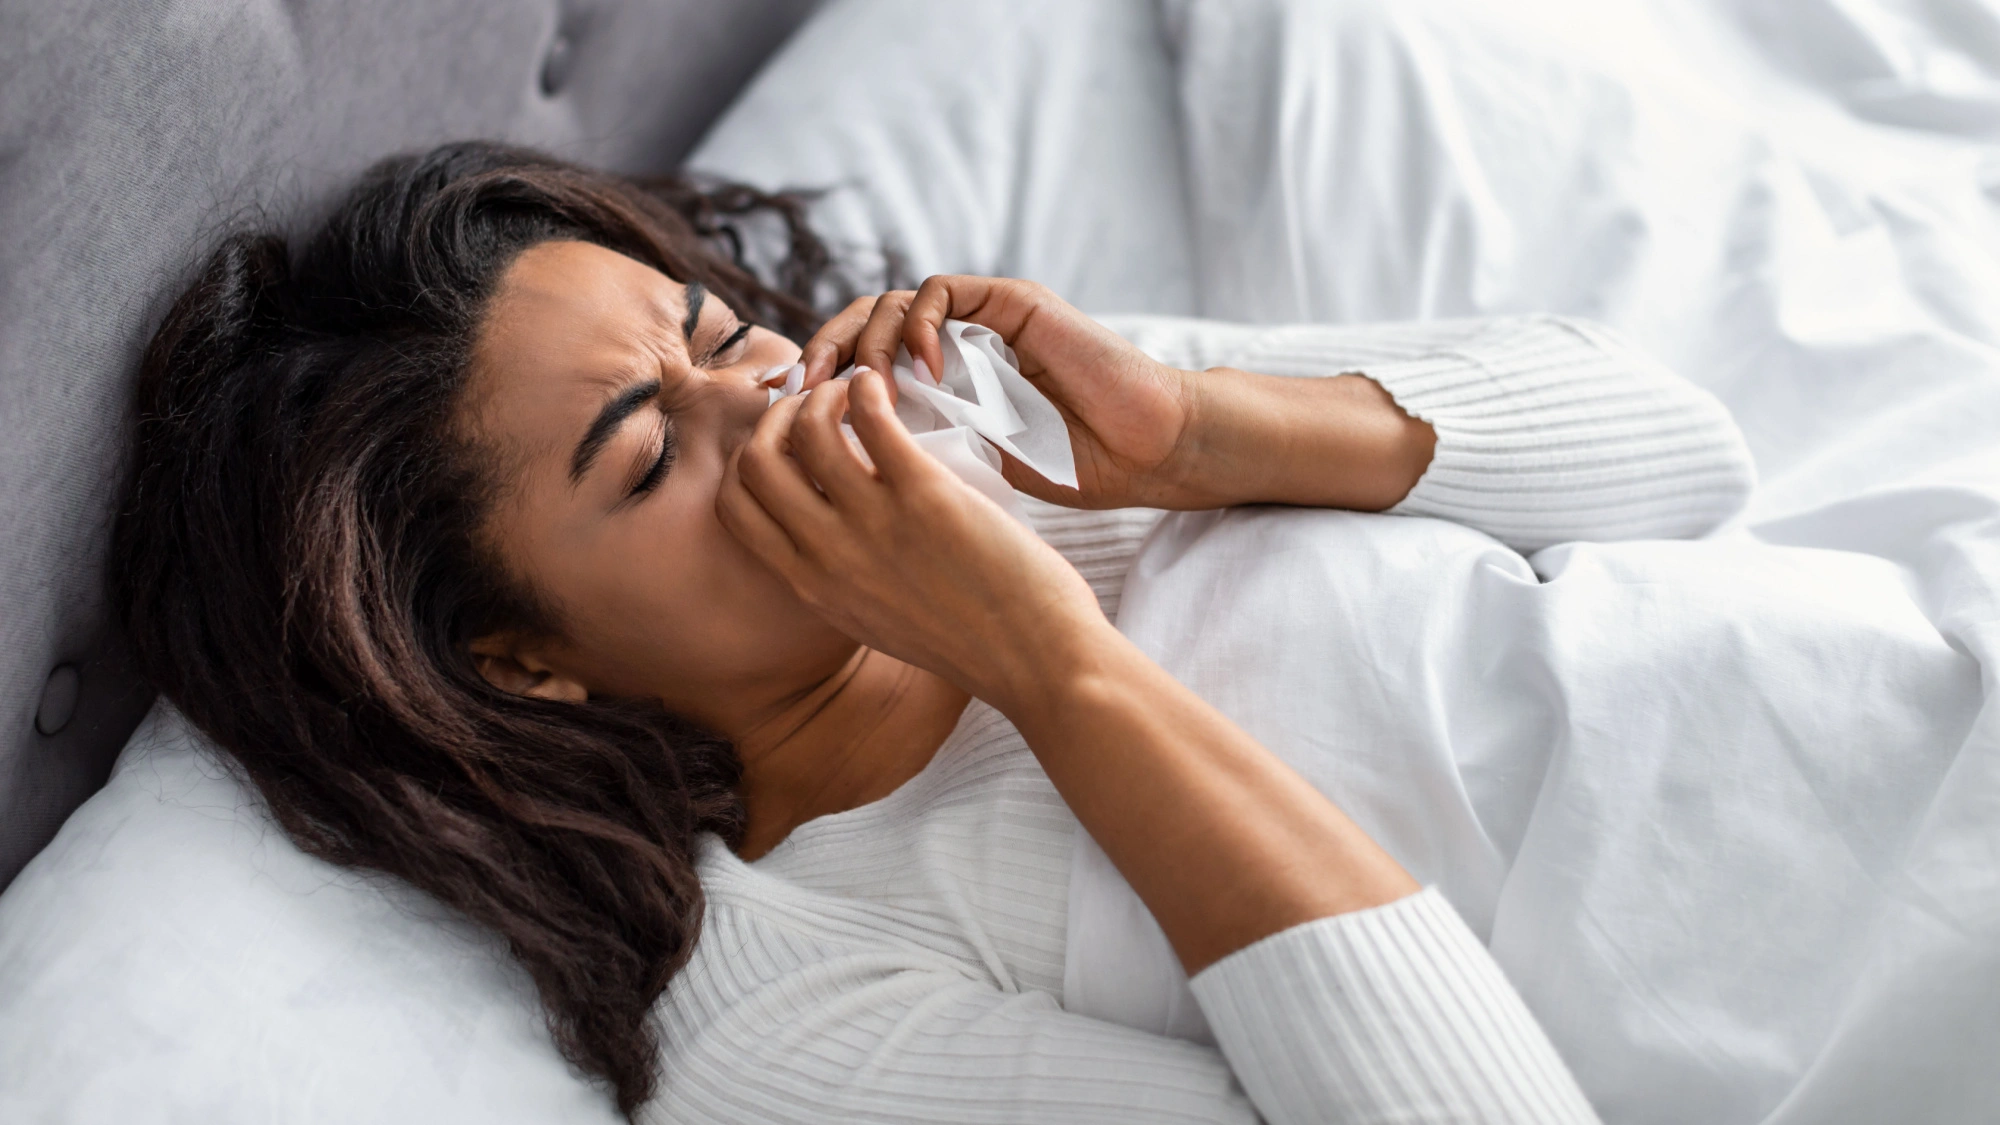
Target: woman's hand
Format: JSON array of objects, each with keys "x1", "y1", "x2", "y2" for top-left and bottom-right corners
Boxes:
[
  {"x1": 716, "y1": 367, "x2": 1109, "y2": 710},
  {"x1": 797, "y1": 277, "x2": 1436, "y2": 512},
  {"x1": 797, "y1": 281, "x2": 1202, "y2": 509}
]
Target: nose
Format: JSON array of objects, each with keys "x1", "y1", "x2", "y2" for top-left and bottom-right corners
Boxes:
[{"x1": 713, "y1": 343, "x2": 804, "y2": 459}]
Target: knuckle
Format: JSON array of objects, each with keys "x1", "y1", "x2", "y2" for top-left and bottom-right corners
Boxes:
[
  {"x1": 743, "y1": 429, "x2": 779, "y2": 464},
  {"x1": 793, "y1": 581, "x2": 833, "y2": 615},
  {"x1": 854, "y1": 499, "x2": 894, "y2": 535},
  {"x1": 903, "y1": 477, "x2": 955, "y2": 513},
  {"x1": 780, "y1": 414, "x2": 812, "y2": 452}
]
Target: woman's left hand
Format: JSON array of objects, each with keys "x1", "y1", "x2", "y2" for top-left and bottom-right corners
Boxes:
[
  {"x1": 795, "y1": 279, "x2": 1209, "y2": 510},
  {"x1": 797, "y1": 276, "x2": 1435, "y2": 512}
]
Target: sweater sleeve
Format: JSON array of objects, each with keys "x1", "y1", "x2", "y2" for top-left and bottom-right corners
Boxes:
[
  {"x1": 652, "y1": 889, "x2": 1598, "y2": 1125},
  {"x1": 1192, "y1": 888, "x2": 1600, "y2": 1125},
  {"x1": 1101, "y1": 314, "x2": 1757, "y2": 552},
  {"x1": 1018, "y1": 497, "x2": 1166, "y2": 620}
]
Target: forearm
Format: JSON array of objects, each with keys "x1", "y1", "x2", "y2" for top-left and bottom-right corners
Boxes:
[
  {"x1": 1136, "y1": 315, "x2": 1756, "y2": 546},
  {"x1": 1172, "y1": 368, "x2": 1436, "y2": 511},
  {"x1": 993, "y1": 620, "x2": 1417, "y2": 974}
]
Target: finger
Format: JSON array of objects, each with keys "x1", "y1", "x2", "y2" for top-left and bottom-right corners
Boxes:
[
  {"x1": 910, "y1": 277, "x2": 1121, "y2": 391},
  {"x1": 843, "y1": 366, "x2": 935, "y2": 488},
  {"x1": 800, "y1": 296, "x2": 875, "y2": 388},
  {"x1": 787, "y1": 378, "x2": 877, "y2": 509},
  {"x1": 900, "y1": 275, "x2": 1056, "y2": 382},
  {"x1": 736, "y1": 394, "x2": 842, "y2": 550},
  {"x1": 902, "y1": 274, "x2": 957, "y2": 383},
  {"x1": 715, "y1": 444, "x2": 804, "y2": 577},
  {"x1": 852, "y1": 290, "x2": 917, "y2": 381}
]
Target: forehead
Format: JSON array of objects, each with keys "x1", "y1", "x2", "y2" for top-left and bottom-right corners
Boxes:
[
  {"x1": 475, "y1": 240, "x2": 682, "y2": 384},
  {"x1": 464, "y1": 241, "x2": 683, "y2": 456}
]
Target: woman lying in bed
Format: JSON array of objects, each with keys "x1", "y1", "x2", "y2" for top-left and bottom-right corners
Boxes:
[{"x1": 115, "y1": 141, "x2": 1750, "y2": 1124}]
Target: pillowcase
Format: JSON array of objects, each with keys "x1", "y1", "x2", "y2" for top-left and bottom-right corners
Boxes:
[
  {"x1": 0, "y1": 704, "x2": 624, "y2": 1123},
  {"x1": 684, "y1": 0, "x2": 1196, "y2": 318}
]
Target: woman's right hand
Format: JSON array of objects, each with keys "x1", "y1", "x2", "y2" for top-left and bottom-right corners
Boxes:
[{"x1": 715, "y1": 365, "x2": 1108, "y2": 712}]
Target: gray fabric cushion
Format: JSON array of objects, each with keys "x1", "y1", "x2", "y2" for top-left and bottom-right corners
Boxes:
[{"x1": 0, "y1": 0, "x2": 817, "y2": 888}]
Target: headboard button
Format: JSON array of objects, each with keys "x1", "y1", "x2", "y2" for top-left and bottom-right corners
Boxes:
[
  {"x1": 540, "y1": 29, "x2": 575, "y2": 97},
  {"x1": 35, "y1": 663, "x2": 80, "y2": 736}
]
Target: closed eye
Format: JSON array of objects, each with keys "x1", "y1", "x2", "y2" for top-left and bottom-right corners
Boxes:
[
  {"x1": 706, "y1": 322, "x2": 752, "y2": 366},
  {"x1": 629, "y1": 413, "x2": 676, "y2": 498}
]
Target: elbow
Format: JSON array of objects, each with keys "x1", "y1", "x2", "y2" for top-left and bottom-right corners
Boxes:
[
  {"x1": 1697, "y1": 414, "x2": 1758, "y2": 534},
  {"x1": 1658, "y1": 422, "x2": 1757, "y2": 540},
  {"x1": 1562, "y1": 315, "x2": 1759, "y2": 539}
]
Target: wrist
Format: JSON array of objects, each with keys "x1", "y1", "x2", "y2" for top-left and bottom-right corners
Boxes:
[
  {"x1": 975, "y1": 611, "x2": 1133, "y2": 732},
  {"x1": 1175, "y1": 367, "x2": 1435, "y2": 510},
  {"x1": 1147, "y1": 367, "x2": 1267, "y2": 509}
]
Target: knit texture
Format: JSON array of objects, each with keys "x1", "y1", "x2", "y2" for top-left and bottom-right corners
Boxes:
[
  {"x1": 1222, "y1": 315, "x2": 1757, "y2": 550},
  {"x1": 645, "y1": 314, "x2": 1748, "y2": 1122},
  {"x1": 1193, "y1": 889, "x2": 1600, "y2": 1125}
]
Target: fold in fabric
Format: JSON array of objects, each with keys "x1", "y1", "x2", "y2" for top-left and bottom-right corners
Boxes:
[{"x1": 766, "y1": 320, "x2": 1076, "y2": 522}]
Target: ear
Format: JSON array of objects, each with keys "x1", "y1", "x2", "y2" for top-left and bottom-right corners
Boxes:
[{"x1": 467, "y1": 635, "x2": 589, "y2": 703}]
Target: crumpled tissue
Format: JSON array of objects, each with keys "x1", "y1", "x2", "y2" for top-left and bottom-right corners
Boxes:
[{"x1": 763, "y1": 320, "x2": 1076, "y2": 522}]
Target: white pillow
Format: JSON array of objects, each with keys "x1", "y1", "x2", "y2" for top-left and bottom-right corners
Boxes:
[
  {"x1": 684, "y1": 0, "x2": 1196, "y2": 318},
  {"x1": 0, "y1": 703, "x2": 623, "y2": 1123}
]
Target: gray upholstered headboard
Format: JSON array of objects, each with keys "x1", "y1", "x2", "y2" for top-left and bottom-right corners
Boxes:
[{"x1": 0, "y1": 0, "x2": 819, "y2": 889}]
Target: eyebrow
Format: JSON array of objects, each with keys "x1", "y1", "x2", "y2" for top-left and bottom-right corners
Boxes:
[
  {"x1": 568, "y1": 283, "x2": 703, "y2": 484},
  {"x1": 681, "y1": 281, "x2": 705, "y2": 344},
  {"x1": 570, "y1": 378, "x2": 662, "y2": 484}
]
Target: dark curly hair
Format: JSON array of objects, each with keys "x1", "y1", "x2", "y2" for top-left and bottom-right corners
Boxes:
[{"x1": 111, "y1": 141, "x2": 849, "y2": 1115}]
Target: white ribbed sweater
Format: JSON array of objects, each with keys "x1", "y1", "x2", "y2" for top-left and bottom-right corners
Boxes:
[{"x1": 644, "y1": 316, "x2": 1754, "y2": 1125}]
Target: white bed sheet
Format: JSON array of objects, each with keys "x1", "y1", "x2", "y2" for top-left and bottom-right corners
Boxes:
[
  {"x1": 1072, "y1": 497, "x2": 1995, "y2": 1124},
  {"x1": 691, "y1": 2, "x2": 2000, "y2": 1122}
]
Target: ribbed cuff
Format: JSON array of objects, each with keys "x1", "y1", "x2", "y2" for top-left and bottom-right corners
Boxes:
[
  {"x1": 1190, "y1": 888, "x2": 1601, "y2": 1125},
  {"x1": 1238, "y1": 317, "x2": 1757, "y2": 552}
]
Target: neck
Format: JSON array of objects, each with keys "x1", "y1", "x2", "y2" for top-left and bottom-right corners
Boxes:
[{"x1": 729, "y1": 647, "x2": 969, "y2": 860}]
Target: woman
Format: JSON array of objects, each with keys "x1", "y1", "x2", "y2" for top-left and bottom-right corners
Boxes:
[{"x1": 115, "y1": 141, "x2": 1750, "y2": 1122}]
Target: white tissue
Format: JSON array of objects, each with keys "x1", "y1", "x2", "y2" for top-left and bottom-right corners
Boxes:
[
  {"x1": 766, "y1": 320, "x2": 1077, "y2": 522},
  {"x1": 763, "y1": 362, "x2": 805, "y2": 401},
  {"x1": 887, "y1": 321, "x2": 1078, "y2": 491}
]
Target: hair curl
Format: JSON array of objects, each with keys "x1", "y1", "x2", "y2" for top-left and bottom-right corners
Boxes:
[{"x1": 111, "y1": 141, "x2": 848, "y2": 1115}]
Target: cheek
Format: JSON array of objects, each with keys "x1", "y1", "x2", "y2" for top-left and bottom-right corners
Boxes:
[{"x1": 551, "y1": 446, "x2": 847, "y2": 700}]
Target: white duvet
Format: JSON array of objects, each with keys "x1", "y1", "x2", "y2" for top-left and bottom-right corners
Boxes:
[
  {"x1": 695, "y1": 1, "x2": 2000, "y2": 1122},
  {"x1": 1071, "y1": 502, "x2": 1992, "y2": 1123}
]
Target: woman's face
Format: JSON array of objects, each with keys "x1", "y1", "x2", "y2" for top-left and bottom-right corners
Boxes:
[{"x1": 460, "y1": 239, "x2": 851, "y2": 733}]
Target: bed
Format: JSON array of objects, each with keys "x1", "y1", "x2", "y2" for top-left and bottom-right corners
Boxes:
[{"x1": 3, "y1": 0, "x2": 1996, "y2": 1121}]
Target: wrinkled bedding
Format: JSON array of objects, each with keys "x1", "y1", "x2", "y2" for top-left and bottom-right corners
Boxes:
[{"x1": 691, "y1": 2, "x2": 2000, "y2": 1122}]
